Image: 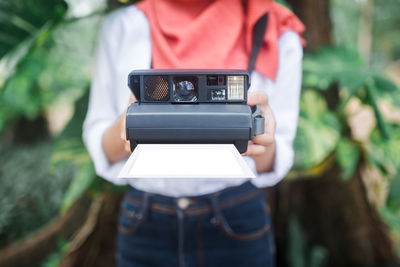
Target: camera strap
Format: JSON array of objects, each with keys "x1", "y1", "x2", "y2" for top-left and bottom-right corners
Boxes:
[{"x1": 248, "y1": 13, "x2": 269, "y2": 75}]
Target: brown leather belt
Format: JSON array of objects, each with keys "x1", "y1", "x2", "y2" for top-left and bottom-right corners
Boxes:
[{"x1": 123, "y1": 186, "x2": 263, "y2": 216}]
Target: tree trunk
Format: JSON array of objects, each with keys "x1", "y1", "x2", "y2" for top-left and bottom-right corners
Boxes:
[
  {"x1": 59, "y1": 1, "x2": 398, "y2": 267},
  {"x1": 0, "y1": 194, "x2": 91, "y2": 267},
  {"x1": 268, "y1": 164, "x2": 397, "y2": 266},
  {"x1": 286, "y1": 0, "x2": 332, "y2": 51},
  {"x1": 60, "y1": 193, "x2": 123, "y2": 267},
  {"x1": 269, "y1": 0, "x2": 397, "y2": 266}
]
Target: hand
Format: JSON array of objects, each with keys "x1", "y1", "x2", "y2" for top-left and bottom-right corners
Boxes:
[
  {"x1": 102, "y1": 94, "x2": 137, "y2": 163},
  {"x1": 242, "y1": 91, "x2": 276, "y2": 173},
  {"x1": 117, "y1": 112, "x2": 131, "y2": 155},
  {"x1": 119, "y1": 94, "x2": 137, "y2": 153}
]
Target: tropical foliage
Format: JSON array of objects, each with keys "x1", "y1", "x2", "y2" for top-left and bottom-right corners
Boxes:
[{"x1": 0, "y1": 0, "x2": 399, "y2": 264}]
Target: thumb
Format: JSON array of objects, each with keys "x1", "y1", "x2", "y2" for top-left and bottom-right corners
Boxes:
[
  {"x1": 247, "y1": 91, "x2": 268, "y2": 106},
  {"x1": 130, "y1": 93, "x2": 137, "y2": 103}
]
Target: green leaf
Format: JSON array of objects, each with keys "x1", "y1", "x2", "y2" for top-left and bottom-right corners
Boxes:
[
  {"x1": 59, "y1": 161, "x2": 95, "y2": 213},
  {"x1": 0, "y1": 0, "x2": 67, "y2": 59},
  {"x1": 365, "y1": 78, "x2": 390, "y2": 140},
  {"x1": 302, "y1": 46, "x2": 364, "y2": 92},
  {"x1": 41, "y1": 237, "x2": 69, "y2": 267},
  {"x1": 287, "y1": 216, "x2": 306, "y2": 267},
  {"x1": 373, "y1": 73, "x2": 399, "y2": 94},
  {"x1": 367, "y1": 126, "x2": 399, "y2": 178},
  {"x1": 0, "y1": 1, "x2": 72, "y2": 132},
  {"x1": 51, "y1": 91, "x2": 96, "y2": 213},
  {"x1": 0, "y1": 14, "x2": 98, "y2": 134},
  {"x1": 303, "y1": 46, "x2": 400, "y2": 101},
  {"x1": 294, "y1": 90, "x2": 341, "y2": 169},
  {"x1": 373, "y1": 73, "x2": 400, "y2": 107},
  {"x1": 387, "y1": 176, "x2": 400, "y2": 209},
  {"x1": 1, "y1": 46, "x2": 49, "y2": 119},
  {"x1": 380, "y1": 207, "x2": 400, "y2": 235},
  {"x1": 275, "y1": 0, "x2": 292, "y2": 9},
  {"x1": 371, "y1": 125, "x2": 400, "y2": 207},
  {"x1": 0, "y1": 139, "x2": 72, "y2": 246},
  {"x1": 366, "y1": 145, "x2": 394, "y2": 177},
  {"x1": 309, "y1": 246, "x2": 328, "y2": 267},
  {"x1": 336, "y1": 138, "x2": 361, "y2": 180}
]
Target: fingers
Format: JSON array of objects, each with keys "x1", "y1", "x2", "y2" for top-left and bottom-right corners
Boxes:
[
  {"x1": 119, "y1": 95, "x2": 136, "y2": 155},
  {"x1": 242, "y1": 142, "x2": 267, "y2": 157},
  {"x1": 251, "y1": 102, "x2": 276, "y2": 147},
  {"x1": 130, "y1": 93, "x2": 137, "y2": 103},
  {"x1": 123, "y1": 140, "x2": 131, "y2": 154},
  {"x1": 247, "y1": 91, "x2": 268, "y2": 107},
  {"x1": 120, "y1": 118, "x2": 131, "y2": 154},
  {"x1": 243, "y1": 91, "x2": 276, "y2": 159},
  {"x1": 251, "y1": 133, "x2": 275, "y2": 147},
  {"x1": 249, "y1": 113, "x2": 275, "y2": 147}
]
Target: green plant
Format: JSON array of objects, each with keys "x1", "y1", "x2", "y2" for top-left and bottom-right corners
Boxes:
[
  {"x1": 50, "y1": 91, "x2": 97, "y2": 213},
  {"x1": 0, "y1": 0, "x2": 68, "y2": 130},
  {"x1": 287, "y1": 216, "x2": 328, "y2": 267},
  {"x1": 291, "y1": 45, "x2": 400, "y2": 257},
  {"x1": 0, "y1": 139, "x2": 73, "y2": 247},
  {"x1": 40, "y1": 237, "x2": 69, "y2": 267},
  {"x1": 292, "y1": 46, "x2": 399, "y2": 178},
  {"x1": 0, "y1": 0, "x2": 101, "y2": 245},
  {"x1": 0, "y1": 0, "x2": 399, "y2": 263}
]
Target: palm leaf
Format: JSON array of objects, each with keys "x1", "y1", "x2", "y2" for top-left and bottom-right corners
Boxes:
[{"x1": 0, "y1": 0, "x2": 67, "y2": 59}]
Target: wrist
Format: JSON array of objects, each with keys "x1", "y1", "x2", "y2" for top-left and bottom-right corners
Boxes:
[{"x1": 102, "y1": 113, "x2": 131, "y2": 164}]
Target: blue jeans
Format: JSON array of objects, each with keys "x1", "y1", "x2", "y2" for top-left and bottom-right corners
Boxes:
[{"x1": 117, "y1": 181, "x2": 275, "y2": 267}]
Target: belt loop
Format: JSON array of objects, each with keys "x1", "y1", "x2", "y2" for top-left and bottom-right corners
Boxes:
[
  {"x1": 209, "y1": 193, "x2": 223, "y2": 225},
  {"x1": 209, "y1": 193, "x2": 236, "y2": 236},
  {"x1": 138, "y1": 192, "x2": 151, "y2": 221}
]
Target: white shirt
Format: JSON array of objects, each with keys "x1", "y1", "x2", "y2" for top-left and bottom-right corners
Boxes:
[{"x1": 82, "y1": 5, "x2": 303, "y2": 197}]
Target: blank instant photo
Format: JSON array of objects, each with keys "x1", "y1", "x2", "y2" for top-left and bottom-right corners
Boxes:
[{"x1": 118, "y1": 144, "x2": 255, "y2": 179}]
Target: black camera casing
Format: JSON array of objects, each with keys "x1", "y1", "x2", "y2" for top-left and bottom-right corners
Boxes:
[{"x1": 126, "y1": 70, "x2": 264, "y2": 153}]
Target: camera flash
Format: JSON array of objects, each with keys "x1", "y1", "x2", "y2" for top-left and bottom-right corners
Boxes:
[{"x1": 227, "y1": 76, "x2": 244, "y2": 100}]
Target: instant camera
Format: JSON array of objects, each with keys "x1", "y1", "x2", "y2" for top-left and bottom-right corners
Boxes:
[{"x1": 126, "y1": 69, "x2": 264, "y2": 153}]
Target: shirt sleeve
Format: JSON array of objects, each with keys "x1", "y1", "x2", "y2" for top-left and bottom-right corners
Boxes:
[
  {"x1": 82, "y1": 7, "x2": 151, "y2": 184},
  {"x1": 250, "y1": 30, "x2": 303, "y2": 187}
]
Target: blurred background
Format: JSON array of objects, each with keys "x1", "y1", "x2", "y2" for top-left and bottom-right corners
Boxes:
[{"x1": 0, "y1": 0, "x2": 399, "y2": 266}]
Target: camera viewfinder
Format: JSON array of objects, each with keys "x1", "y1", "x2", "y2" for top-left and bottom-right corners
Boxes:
[
  {"x1": 207, "y1": 75, "x2": 226, "y2": 86},
  {"x1": 207, "y1": 75, "x2": 218, "y2": 86}
]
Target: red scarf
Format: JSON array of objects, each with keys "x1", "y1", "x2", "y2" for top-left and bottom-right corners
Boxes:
[{"x1": 136, "y1": 0, "x2": 305, "y2": 81}]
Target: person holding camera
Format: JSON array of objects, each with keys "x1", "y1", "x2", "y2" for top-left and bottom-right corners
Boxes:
[{"x1": 83, "y1": 0, "x2": 304, "y2": 266}]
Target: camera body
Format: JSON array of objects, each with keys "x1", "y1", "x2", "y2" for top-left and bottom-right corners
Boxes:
[{"x1": 126, "y1": 69, "x2": 264, "y2": 153}]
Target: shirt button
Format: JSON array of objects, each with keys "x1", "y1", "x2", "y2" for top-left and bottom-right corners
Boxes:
[{"x1": 177, "y1": 197, "x2": 190, "y2": 209}]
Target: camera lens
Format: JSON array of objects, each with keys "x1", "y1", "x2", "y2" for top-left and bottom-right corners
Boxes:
[
  {"x1": 174, "y1": 80, "x2": 197, "y2": 101},
  {"x1": 176, "y1": 81, "x2": 194, "y2": 97}
]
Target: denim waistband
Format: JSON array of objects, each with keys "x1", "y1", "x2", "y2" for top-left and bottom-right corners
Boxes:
[
  {"x1": 124, "y1": 181, "x2": 264, "y2": 217},
  {"x1": 122, "y1": 181, "x2": 267, "y2": 267}
]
